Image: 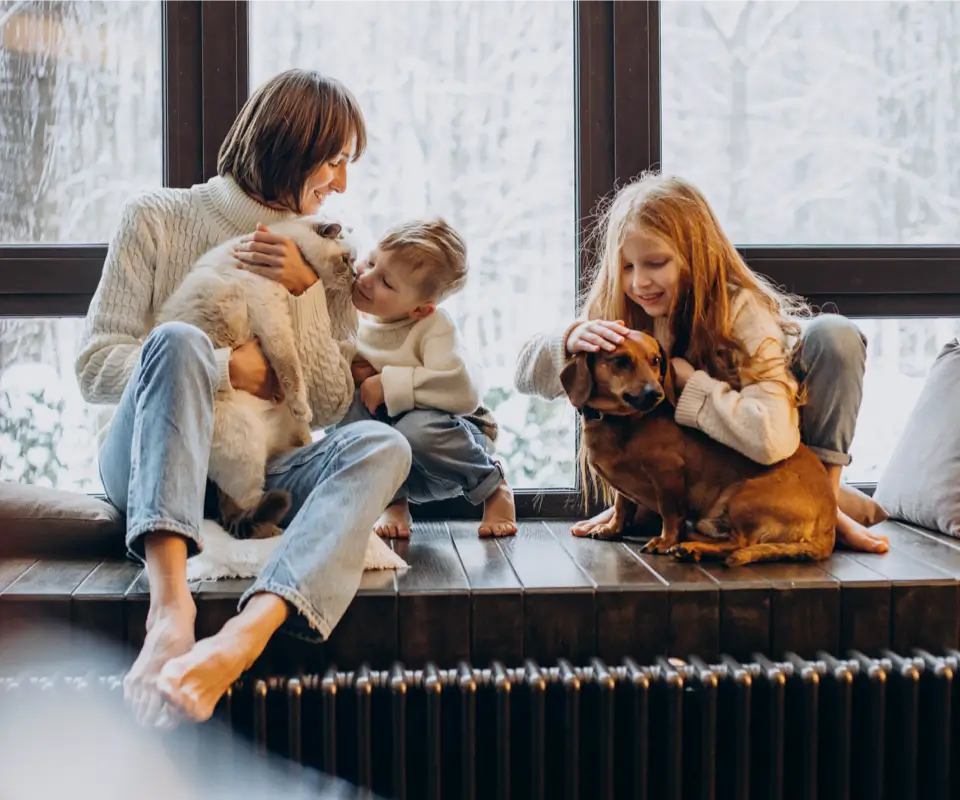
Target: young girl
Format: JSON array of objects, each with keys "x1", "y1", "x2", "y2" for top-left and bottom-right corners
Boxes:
[{"x1": 515, "y1": 173, "x2": 888, "y2": 554}]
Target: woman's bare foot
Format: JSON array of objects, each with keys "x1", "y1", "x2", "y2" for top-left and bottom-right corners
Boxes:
[
  {"x1": 571, "y1": 505, "x2": 615, "y2": 537},
  {"x1": 124, "y1": 600, "x2": 196, "y2": 728},
  {"x1": 479, "y1": 481, "x2": 517, "y2": 537},
  {"x1": 836, "y1": 509, "x2": 889, "y2": 553},
  {"x1": 375, "y1": 499, "x2": 412, "y2": 538},
  {"x1": 158, "y1": 594, "x2": 287, "y2": 723}
]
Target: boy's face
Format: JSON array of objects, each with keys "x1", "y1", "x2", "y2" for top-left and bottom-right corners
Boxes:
[{"x1": 352, "y1": 247, "x2": 435, "y2": 322}]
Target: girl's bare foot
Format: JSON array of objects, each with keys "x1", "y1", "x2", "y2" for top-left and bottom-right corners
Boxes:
[
  {"x1": 479, "y1": 481, "x2": 517, "y2": 537},
  {"x1": 124, "y1": 600, "x2": 196, "y2": 728},
  {"x1": 571, "y1": 505, "x2": 614, "y2": 537},
  {"x1": 158, "y1": 594, "x2": 287, "y2": 723},
  {"x1": 836, "y1": 509, "x2": 889, "y2": 553},
  {"x1": 375, "y1": 499, "x2": 412, "y2": 538}
]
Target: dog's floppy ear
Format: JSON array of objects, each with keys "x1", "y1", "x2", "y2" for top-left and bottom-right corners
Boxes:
[
  {"x1": 560, "y1": 353, "x2": 594, "y2": 409},
  {"x1": 659, "y1": 344, "x2": 679, "y2": 406}
]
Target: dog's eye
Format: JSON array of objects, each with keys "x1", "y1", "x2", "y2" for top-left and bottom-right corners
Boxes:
[
  {"x1": 651, "y1": 355, "x2": 661, "y2": 367},
  {"x1": 613, "y1": 355, "x2": 632, "y2": 370}
]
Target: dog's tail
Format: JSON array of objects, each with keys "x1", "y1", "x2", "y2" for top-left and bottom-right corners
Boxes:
[
  {"x1": 725, "y1": 540, "x2": 832, "y2": 567},
  {"x1": 218, "y1": 488, "x2": 291, "y2": 540}
]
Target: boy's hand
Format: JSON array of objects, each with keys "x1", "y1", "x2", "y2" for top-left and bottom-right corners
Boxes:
[
  {"x1": 351, "y1": 358, "x2": 378, "y2": 385},
  {"x1": 360, "y1": 374, "x2": 386, "y2": 414}
]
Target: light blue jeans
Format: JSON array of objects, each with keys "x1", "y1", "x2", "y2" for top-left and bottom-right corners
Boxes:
[
  {"x1": 796, "y1": 314, "x2": 868, "y2": 467},
  {"x1": 98, "y1": 322, "x2": 412, "y2": 640},
  {"x1": 338, "y1": 393, "x2": 503, "y2": 506}
]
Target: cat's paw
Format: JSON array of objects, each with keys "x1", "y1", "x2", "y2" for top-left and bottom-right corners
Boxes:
[{"x1": 289, "y1": 397, "x2": 312, "y2": 424}]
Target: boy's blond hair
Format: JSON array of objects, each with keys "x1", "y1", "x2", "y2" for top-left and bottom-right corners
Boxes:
[{"x1": 379, "y1": 217, "x2": 468, "y2": 302}]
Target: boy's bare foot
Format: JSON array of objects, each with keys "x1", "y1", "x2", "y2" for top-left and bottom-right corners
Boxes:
[
  {"x1": 374, "y1": 499, "x2": 412, "y2": 538},
  {"x1": 479, "y1": 481, "x2": 517, "y2": 537},
  {"x1": 124, "y1": 599, "x2": 196, "y2": 728},
  {"x1": 158, "y1": 594, "x2": 286, "y2": 723},
  {"x1": 571, "y1": 505, "x2": 615, "y2": 537}
]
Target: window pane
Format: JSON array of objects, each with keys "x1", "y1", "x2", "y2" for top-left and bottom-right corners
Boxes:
[
  {"x1": 249, "y1": 1, "x2": 578, "y2": 489},
  {"x1": 661, "y1": 2, "x2": 960, "y2": 245},
  {"x1": 846, "y1": 317, "x2": 960, "y2": 483},
  {"x1": 0, "y1": 318, "x2": 103, "y2": 491},
  {"x1": 0, "y1": 1, "x2": 163, "y2": 244}
]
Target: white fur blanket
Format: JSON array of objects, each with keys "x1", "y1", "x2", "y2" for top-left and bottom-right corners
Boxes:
[{"x1": 186, "y1": 520, "x2": 408, "y2": 582}]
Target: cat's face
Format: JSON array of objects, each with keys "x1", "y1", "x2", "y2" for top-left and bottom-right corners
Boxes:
[{"x1": 273, "y1": 216, "x2": 358, "y2": 292}]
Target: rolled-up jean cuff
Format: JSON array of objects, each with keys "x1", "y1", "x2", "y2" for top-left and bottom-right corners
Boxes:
[
  {"x1": 239, "y1": 582, "x2": 333, "y2": 642},
  {"x1": 808, "y1": 445, "x2": 852, "y2": 467},
  {"x1": 463, "y1": 461, "x2": 505, "y2": 505},
  {"x1": 126, "y1": 520, "x2": 203, "y2": 562}
]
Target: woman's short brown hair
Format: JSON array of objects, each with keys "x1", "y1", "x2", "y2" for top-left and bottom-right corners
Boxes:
[{"x1": 218, "y1": 69, "x2": 367, "y2": 213}]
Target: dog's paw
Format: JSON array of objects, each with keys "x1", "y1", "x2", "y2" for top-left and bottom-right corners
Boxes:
[
  {"x1": 586, "y1": 522, "x2": 624, "y2": 540},
  {"x1": 668, "y1": 543, "x2": 701, "y2": 562},
  {"x1": 640, "y1": 536, "x2": 670, "y2": 555}
]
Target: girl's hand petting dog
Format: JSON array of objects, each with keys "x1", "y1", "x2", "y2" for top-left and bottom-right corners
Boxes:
[
  {"x1": 351, "y1": 358, "x2": 378, "y2": 385},
  {"x1": 670, "y1": 357, "x2": 695, "y2": 392},
  {"x1": 234, "y1": 224, "x2": 318, "y2": 296},
  {"x1": 566, "y1": 319, "x2": 631, "y2": 354},
  {"x1": 360, "y1": 374, "x2": 386, "y2": 414}
]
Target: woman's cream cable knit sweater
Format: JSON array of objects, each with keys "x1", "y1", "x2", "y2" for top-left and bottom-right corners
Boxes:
[{"x1": 76, "y1": 176, "x2": 356, "y2": 435}]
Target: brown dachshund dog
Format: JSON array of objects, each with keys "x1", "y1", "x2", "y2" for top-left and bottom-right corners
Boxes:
[{"x1": 560, "y1": 332, "x2": 836, "y2": 566}]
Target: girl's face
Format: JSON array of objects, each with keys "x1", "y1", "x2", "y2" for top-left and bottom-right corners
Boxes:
[
  {"x1": 298, "y1": 143, "x2": 353, "y2": 214},
  {"x1": 619, "y1": 227, "x2": 680, "y2": 319}
]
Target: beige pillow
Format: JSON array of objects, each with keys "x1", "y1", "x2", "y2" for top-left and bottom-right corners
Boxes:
[
  {"x1": 0, "y1": 482, "x2": 124, "y2": 558},
  {"x1": 874, "y1": 339, "x2": 960, "y2": 536}
]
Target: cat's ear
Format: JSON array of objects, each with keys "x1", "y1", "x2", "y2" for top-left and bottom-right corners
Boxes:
[{"x1": 315, "y1": 222, "x2": 342, "y2": 239}]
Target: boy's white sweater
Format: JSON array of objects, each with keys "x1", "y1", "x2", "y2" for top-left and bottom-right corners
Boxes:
[{"x1": 356, "y1": 309, "x2": 483, "y2": 419}]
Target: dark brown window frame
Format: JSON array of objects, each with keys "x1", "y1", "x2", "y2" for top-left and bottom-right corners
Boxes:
[{"x1": 1, "y1": 0, "x2": 956, "y2": 511}]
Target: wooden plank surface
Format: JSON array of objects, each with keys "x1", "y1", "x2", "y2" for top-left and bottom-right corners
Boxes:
[
  {"x1": 395, "y1": 522, "x2": 470, "y2": 666},
  {"x1": 449, "y1": 521, "x2": 523, "y2": 665},
  {"x1": 624, "y1": 545, "x2": 721, "y2": 661},
  {"x1": 549, "y1": 523, "x2": 668, "y2": 663},
  {"x1": 755, "y1": 562, "x2": 840, "y2": 658},
  {"x1": 499, "y1": 522, "x2": 596, "y2": 663},
  {"x1": 699, "y1": 562, "x2": 772, "y2": 660},
  {"x1": 818, "y1": 554, "x2": 891, "y2": 655},
  {"x1": 72, "y1": 561, "x2": 142, "y2": 647}
]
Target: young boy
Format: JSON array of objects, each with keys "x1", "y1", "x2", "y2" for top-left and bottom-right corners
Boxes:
[{"x1": 342, "y1": 217, "x2": 517, "y2": 538}]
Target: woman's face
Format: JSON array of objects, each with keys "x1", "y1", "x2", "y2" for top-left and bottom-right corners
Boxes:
[
  {"x1": 298, "y1": 142, "x2": 353, "y2": 215},
  {"x1": 619, "y1": 227, "x2": 681, "y2": 319}
]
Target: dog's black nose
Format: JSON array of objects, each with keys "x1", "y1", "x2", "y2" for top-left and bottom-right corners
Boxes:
[{"x1": 624, "y1": 384, "x2": 663, "y2": 412}]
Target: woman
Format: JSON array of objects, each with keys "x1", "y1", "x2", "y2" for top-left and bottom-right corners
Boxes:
[{"x1": 76, "y1": 69, "x2": 412, "y2": 726}]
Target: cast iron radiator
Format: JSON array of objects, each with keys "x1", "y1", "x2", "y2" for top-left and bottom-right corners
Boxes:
[{"x1": 3, "y1": 651, "x2": 956, "y2": 800}]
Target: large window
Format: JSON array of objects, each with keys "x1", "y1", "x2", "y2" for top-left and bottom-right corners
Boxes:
[
  {"x1": 0, "y1": 0, "x2": 957, "y2": 507},
  {"x1": 661, "y1": 1, "x2": 960, "y2": 246},
  {"x1": 1, "y1": 0, "x2": 163, "y2": 492},
  {"x1": 250, "y1": 1, "x2": 579, "y2": 490}
]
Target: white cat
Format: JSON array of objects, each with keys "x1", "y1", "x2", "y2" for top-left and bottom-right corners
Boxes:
[{"x1": 156, "y1": 216, "x2": 357, "y2": 538}]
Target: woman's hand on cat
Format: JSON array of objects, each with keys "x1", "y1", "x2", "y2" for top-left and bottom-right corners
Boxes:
[
  {"x1": 670, "y1": 357, "x2": 695, "y2": 391},
  {"x1": 234, "y1": 224, "x2": 319, "y2": 296},
  {"x1": 360, "y1": 374, "x2": 385, "y2": 414},
  {"x1": 229, "y1": 339, "x2": 283, "y2": 402},
  {"x1": 351, "y1": 358, "x2": 378, "y2": 385}
]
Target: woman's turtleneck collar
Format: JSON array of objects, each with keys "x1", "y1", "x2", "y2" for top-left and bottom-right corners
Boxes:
[{"x1": 195, "y1": 174, "x2": 295, "y2": 238}]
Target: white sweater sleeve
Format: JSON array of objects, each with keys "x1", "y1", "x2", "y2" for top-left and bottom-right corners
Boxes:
[
  {"x1": 673, "y1": 295, "x2": 801, "y2": 466},
  {"x1": 75, "y1": 198, "x2": 230, "y2": 404},
  {"x1": 380, "y1": 320, "x2": 482, "y2": 417}
]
